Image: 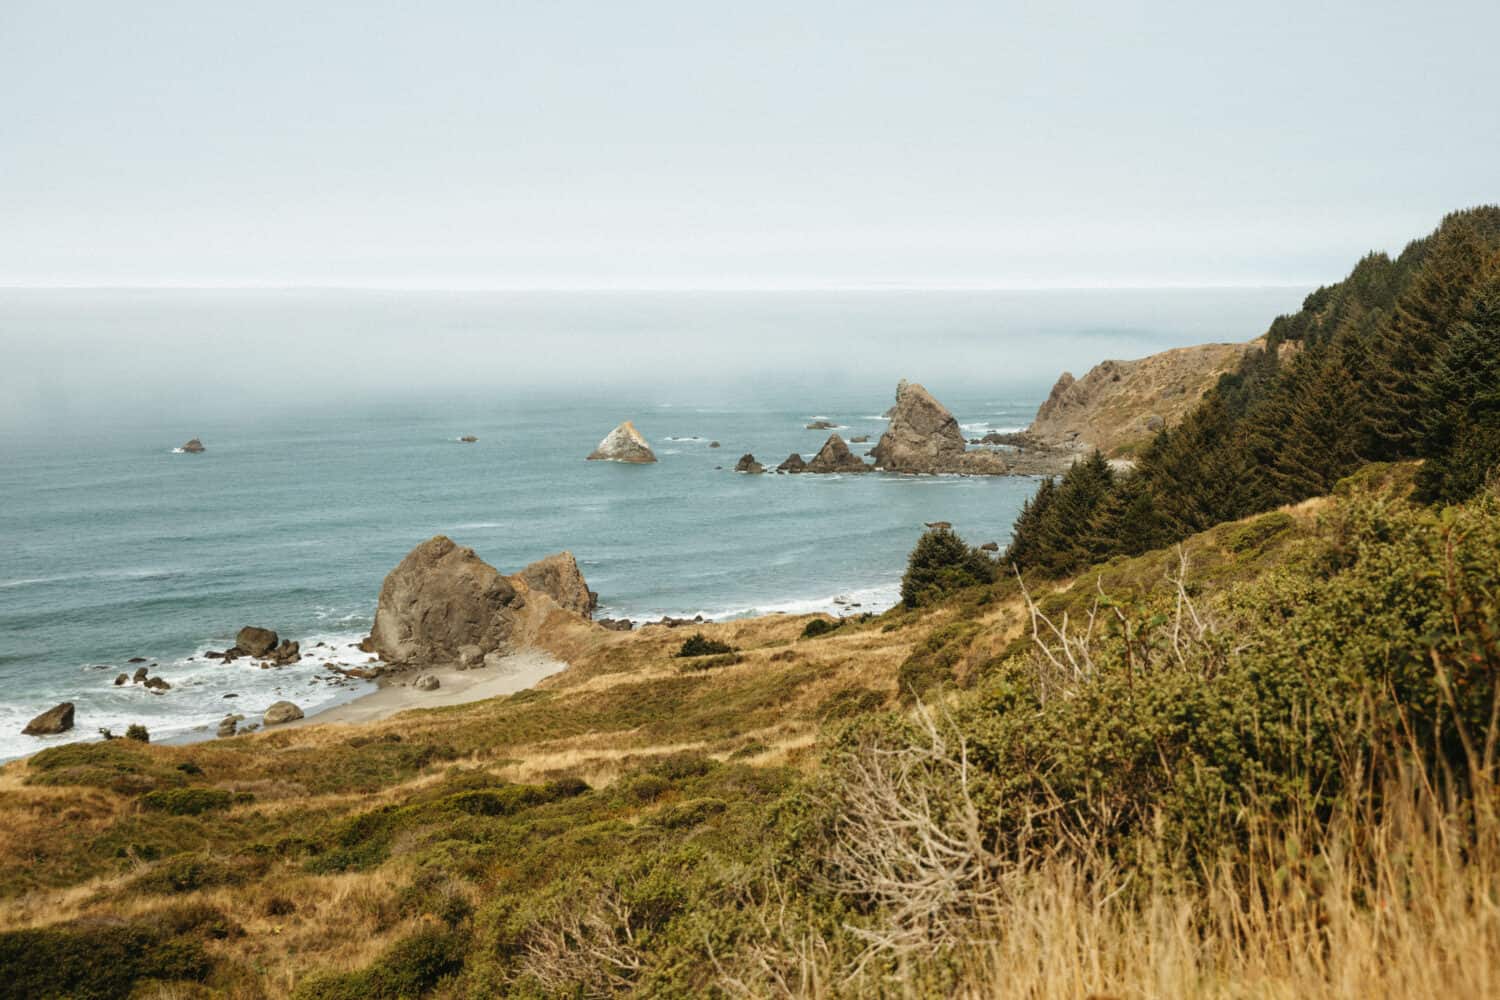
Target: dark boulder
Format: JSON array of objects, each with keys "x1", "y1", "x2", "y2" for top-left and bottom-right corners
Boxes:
[
  {"x1": 23, "y1": 702, "x2": 74, "y2": 736},
  {"x1": 236, "y1": 627, "x2": 279, "y2": 658}
]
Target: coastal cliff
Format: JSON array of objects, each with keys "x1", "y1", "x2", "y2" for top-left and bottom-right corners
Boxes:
[{"x1": 1026, "y1": 340, "x2": 1254, "y2": 457}]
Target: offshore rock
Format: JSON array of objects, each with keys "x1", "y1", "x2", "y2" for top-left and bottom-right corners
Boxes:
[
  {"x1": 587, "y1": 421, "x2": 657, "y2": 463},
  {"x1": 23, "y1": 702, "x2": 74, "y2": 736},
  {"x1": 869, "y1": 380, "x2": 968, "y2": 473},
  {"x1": 735, "y1": 453, "x2": 765, "y2": 474},
  {"x1": 236, "y1": 627, "x2": 279, "y2": 658},
  {"x1": 805, "y1": 434, "x2": 870, "y2": 473},
  {"x1": 179, "y1": 438, "x2": 205, "y2": 453},
  {"x1": 776, "y1": 453, "x2": 807, "y2": 473}
]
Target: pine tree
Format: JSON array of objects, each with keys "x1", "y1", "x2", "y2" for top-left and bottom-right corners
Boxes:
[
  {"x1": 1416, "y1": 260, "x2": 1500, "y2": 502},
  {"x1": 1364, "y1": 218, "x2": 1490, "y2": 457}
]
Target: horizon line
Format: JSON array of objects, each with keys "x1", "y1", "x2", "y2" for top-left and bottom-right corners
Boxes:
[{"x1": 0, "y1": 279, "x2": 1318, "y2": 293}]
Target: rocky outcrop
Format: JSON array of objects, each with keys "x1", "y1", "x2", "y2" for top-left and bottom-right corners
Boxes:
[
  {"x1": 372, "y1": 536, "x2": 521, "y2": 663},
  {"x1": 587, "y1": 421, "x2": 657, "y2": 463},
  {"x1": 236, "y1": 627, "x2": 279, "y2": 658},
  {"x1": 735, "y1": 453, "x2": 765, "y2": 474},
  {"x1": 263, "y1": 701, "x2": 303, "y2": 725},
  {"x1": 777, "y1": 453, "x2": 807, "y2": 473},
  {"x1": 1027, "y1": 341, "x2": 1253, "y2": 456},
  {"x1": 870, "y1": 381, "x2": 970, "y2": 473},
  {"x1": 805, "y1": 434, "x2": 870, "y2": 473},
  {"x1": 180, "y1": 438, "x2": 205, "y2": 453},
  {"x1": 23, "y1": 702, "x2": 74, "y2": 735},
  {"x1": 805, "y1": 419, "x2": 836, "y2": 430},
  {"x1": 371, "y1": 537, "x2": 597, "y2": 664},
  {"x1": 514, "y1": 551, "x2": 595, "y2": 619}
]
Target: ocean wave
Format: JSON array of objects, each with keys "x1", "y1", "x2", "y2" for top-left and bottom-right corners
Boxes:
[
  {"x1": 599, "y1": 582, "x2": 901, "y2": 625},
  {"x1": 0, "y1": 567, "x2": 177, "y2": 590}
]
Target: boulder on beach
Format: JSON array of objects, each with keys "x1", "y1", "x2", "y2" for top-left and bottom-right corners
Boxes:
[
  {"x1": 263, "y1": 701, "x2": 303, "y2": 726},
  {"x1": 587, "y1": 421, "x2": 657, "y2": 463},
  {"x1": 180, "y1": 438, "x2": 205, "y2": 453},
  {"x1": 458, "y1": 645, "x2": 484, "y2": 668},
  {"x1": 371, "y1": 536, "x2": 520, "y2": 662},
  {"x1": 217, "y1": 714, "x2": 244, "y2": 738},
  {"x1": 236, "y1": 627, "x2": 279, "y2": 658},
  {"x1": 735, "y1": 453, "x2": 765, "y2": 474},
  {"x1": 414, "y1": 674, "x2": 441, "y2": 691},
  {"x1": 23, "y1": 702, "x2": 74, "y2": 736},
  {"x1": 514, "y1": 550, "x2": 596, "y2": 619},
  {"x1": 805, "y1": 434, "x2": 870, "y2": 473},
  {"x1": 777, "y1": 453, "x2": 807, "y2": 473},
  {"x1": 597, "y1": 618, "x2": 633, "y2": 632}
]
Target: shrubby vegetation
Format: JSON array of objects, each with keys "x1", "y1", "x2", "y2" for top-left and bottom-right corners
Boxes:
[{"x1": 675, "y1": 632, "x2": 734, "y2": 657}]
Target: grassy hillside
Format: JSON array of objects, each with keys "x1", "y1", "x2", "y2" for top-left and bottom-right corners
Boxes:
[{"x1": 3, "y1": 461, "x2": 1499, "y2": 998}]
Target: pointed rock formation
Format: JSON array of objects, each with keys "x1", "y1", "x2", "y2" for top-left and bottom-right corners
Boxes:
[
  {"x1": 806, "y1": 434, "x2": 870, "y2": 473},
  {"x1": 734, "y1": 453, "x2": 765, "y2": 474},
  {"x1": 587, "y1": 421, "x2": 657, "y2": 463},
  {"x1": 776, "y1": 453, "x2": 807, "y2": 473},
  {"x1": 180, "y1": 438, "x2": 205, "y2": 453},
  {"x1": 514, "y1": 550, "x2": 596, "y2": 619},
  {"x1": 870, "y1": 380, "x2": 969, "y2": 473}
]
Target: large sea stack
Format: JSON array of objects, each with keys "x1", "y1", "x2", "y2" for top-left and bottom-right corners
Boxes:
[
  {"x1": 513, "y1": 550, "x2": 596, "y2": 619},
  {"x1": 587, "y1": 421, "x2": 657, "y2": 463},
  {"x1": 870, "y1": 381, "x2": 1008, "y2": 474}
]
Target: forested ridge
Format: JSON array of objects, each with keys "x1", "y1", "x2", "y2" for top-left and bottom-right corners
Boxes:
[{"x1": 1007, "y1": 206, "x2": 1500, "y2": 575}]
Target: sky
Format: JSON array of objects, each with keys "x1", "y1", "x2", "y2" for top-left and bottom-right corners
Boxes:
[{"x1": 0, "y1": 0, "x2": 1496, "y2": 289}]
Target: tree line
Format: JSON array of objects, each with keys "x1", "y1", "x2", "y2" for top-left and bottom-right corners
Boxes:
[{"x1": 1006, "y1": 206, "x2": 1500, "y2": 576}]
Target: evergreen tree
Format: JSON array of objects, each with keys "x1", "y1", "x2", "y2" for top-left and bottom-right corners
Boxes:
[
  {"x1": 1416, "y1": 262, "x2": 1500, "y2": 502},
  {"x1": 1363, "y1": 218, "x2": 1490, "y2": 457}
]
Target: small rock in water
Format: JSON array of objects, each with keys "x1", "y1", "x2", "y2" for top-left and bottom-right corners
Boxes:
[
  {"x1": 236, "y1": 627, "x2": 279, "y2": 658},
  {"x1": 23, "y1": 702, "x2": 75, "y2": 736},
  {"x1": 459, "y1": 434, "x2": 478, "y2": 443},
  {"x1": 143, "y1": 677, "x2": 171, "y2": 692},
  {"x1": 113, "y1": 673, "x2": 129, "y2": 686},
  {"x1": 179, "y1": 437, "x2": 205, "y2": 453},
  {"x1": 708, "y1": 441, "x2": 721, "y2": 448},
  {"x1": 127, "y1": 657, "x2": 147, "y2": 664},
  {"x1": 132, "y1": 666, "x2": 149, "y2": 684},
  {"x1": 223, "y1": 693, "x2": 238, "y2": 698}
]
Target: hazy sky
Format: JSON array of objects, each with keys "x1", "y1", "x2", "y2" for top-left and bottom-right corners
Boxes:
[{"x1": 1, "y1": 0, "x2": 1495, "y2": 288}]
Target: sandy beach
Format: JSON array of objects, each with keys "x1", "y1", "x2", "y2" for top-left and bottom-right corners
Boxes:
[{"x1": 288, "y1": 649, "x2": 568, "y2": 728}]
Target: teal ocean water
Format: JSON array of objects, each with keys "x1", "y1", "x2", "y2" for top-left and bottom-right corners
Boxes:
[{"x1": 0, "y1": 288, "x2": 1306, "y2": 757}]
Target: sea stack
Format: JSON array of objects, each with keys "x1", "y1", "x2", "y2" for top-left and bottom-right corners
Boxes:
[
  {"x1": 777, "y1": 453, "x2": 807, "y2": 473},
  {"x1": 734, "y1": 453, "x2": 765, "y2": 474},
  {"x1": 180, "y1": 438, "x2": 205, "y2": 453},
  {"x1": 805, "y1": 434, "x2": 870, "y2": 473},
  {"x1": 870, "y1": 380, "x2": 1007, "y2": 474},
  {"x1": 587, "y1": 421, "x2": 657, "y2": 463}
]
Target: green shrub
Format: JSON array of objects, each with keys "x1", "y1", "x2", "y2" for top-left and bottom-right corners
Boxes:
[
  {"x1": 125, "y1": 724, "x2": 150, "y2": 742},
  {"x1": 816, "y1": 686, "x2": 886, "y2": 721},
  {"x1": 0, "y1": 920, "x2": 210, "y2": 1000},
  {"x1": 676, "y1": 633, "x2": 735, "y2": 657},
  {"x1": 1226, "y1": 510, "x2": 1294, "y2": 552},
  {"x1": 129, "y1": 854, "x2": 239, "y2": 895},
  {"x1": 292, "y1": 926, "x2": 466, "y2": 1000},
  {"x1": 140, "y1": 787, "x2": 234, "y2": 816},
  {"x1": 801, "y1": 617, "x2": 841, "y2": 638},
  {"x1": 896, "y1": 622, "x2": 980, "y2": 702},
  {"x1": 901, "y1": 527, "x2": 995, "y2": 608}
]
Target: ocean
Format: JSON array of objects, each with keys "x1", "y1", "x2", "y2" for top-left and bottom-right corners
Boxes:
[{"x1": 0, "y1": 287, "x2": 1307, "y2": 758}]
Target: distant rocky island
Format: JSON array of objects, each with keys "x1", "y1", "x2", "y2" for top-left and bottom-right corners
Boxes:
[{"x1": 587, "y1": 420, "x2": 657, "y2": 463}]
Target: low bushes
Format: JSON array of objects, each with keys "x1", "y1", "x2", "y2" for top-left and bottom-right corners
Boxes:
[{"x1": 676, "y1": 633, "x2": 735, "y2": 657}]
